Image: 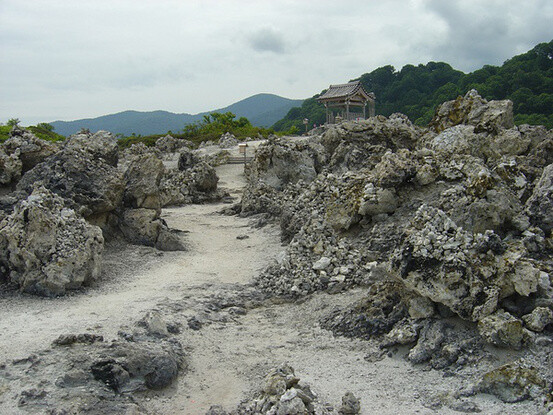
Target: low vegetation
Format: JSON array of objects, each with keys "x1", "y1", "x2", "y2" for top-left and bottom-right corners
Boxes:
[
  {"x1": 1, "y1": 120, "x2": 65, "y2": 143},
  {"x1": 118, "y1": 111, "x2": 276, "y2": 149}
]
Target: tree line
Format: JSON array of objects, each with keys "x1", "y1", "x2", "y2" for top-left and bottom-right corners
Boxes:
[{"x1": 273, "y1": 40, "x2": 553, "y2": 131}]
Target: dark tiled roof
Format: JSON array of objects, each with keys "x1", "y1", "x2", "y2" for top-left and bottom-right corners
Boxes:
[{"x1": 318, "y1": 81, "x2": 373, "y2": 101}]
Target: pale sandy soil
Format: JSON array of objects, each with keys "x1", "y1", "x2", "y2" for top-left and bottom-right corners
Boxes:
[{"x1": 0, "y1": 157, "x2": 541, "y2": 415}]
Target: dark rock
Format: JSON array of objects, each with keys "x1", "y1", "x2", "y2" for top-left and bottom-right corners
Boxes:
[{"x1": 53, "y1": 334, "x2": 104, "y2": 346}]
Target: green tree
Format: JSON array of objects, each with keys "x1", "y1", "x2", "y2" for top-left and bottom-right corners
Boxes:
[
  {"x1": 36, "y1": 122, "x2": 54, "y2": 132},
  {"x1": 272, "y1": 40, "x2": 553, "y2": 130},
  {"x1": 7, "y1": 118, "x2": 20, "y2": 127}
]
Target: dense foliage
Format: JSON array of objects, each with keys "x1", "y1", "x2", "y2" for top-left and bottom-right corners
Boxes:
[
  {"x1": 274, "y1": 40, "x2": 553, "y2": 131},
  {"x1": 118, "y1": 112, "x2": 275, "y2": 149}
]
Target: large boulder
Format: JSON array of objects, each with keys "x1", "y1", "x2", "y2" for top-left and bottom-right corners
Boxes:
[
  {"x1": 193, "y1": 162, "x2": 218, "y2": 192},
  {"x1": 120, "y1": 208, "x2": 184, "y2": 251},
  {"x1": 247, "y1": 137, "x2": 323, "y2": 191},
  {"x1": 64, "y1": 130, "x2": 119, "y2": 166},
  {"x1": 16, "y1": 133, "x2": 125, "y2": 220},
  {"x1": 430, "y1": 89, "x2": 514, "y2": 134},
  {"x1": 123, "y1": 153, "x2": 165, "y2": 210},
  {"x1": 155, "y1": 134, "x2": 193, "y2": 153},
  {"x1": 0, "y1": 187, "x2": 103, "y2": 296},
  {"x1": 177, "y1": 147, "x2": 200, "y2": 171}
]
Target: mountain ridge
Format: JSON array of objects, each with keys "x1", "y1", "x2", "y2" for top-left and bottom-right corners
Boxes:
[{"x1": 50, "y1": 93, "x2": 303, "y2": 137}]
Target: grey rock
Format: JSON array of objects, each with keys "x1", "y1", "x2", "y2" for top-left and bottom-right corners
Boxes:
[
  {"x1": 141, "y1": 311, "x2": 169, "y2": 337},
  {"x1": 477, "y1": 310, "x2": 524, "y2": 349},
  {"x1": 338, "y1": 392, "x2": 361, "y2": 414},
  {"x1": 123, "y1": 152, "x2": 165, "y2": 210},
  {"x1": 312, "y1": 256, "x2": 332, "y2": 270},
  {"x1": 16, "y1": 134, "x2": 125, "y2": 219},
  {"x1": 218, "y1": 132, "x2": 238, "y2": 148},
  {"x1": 155, "y1": 134, "x2": 193, "y2": 153},
  {"x1": 477, "y1": 362, "x2": 547, "y2": 403},
  {"x1": 0, "y1": 146, "x2": 22, "y2": 185},
  {"x1": 522, "y1": 307, "x2": 553, "y2": 332},
  {"x1": 430, "y1": 89, "x2": 513, "y2": 134},
  {"x1": 0, "y1": 187, "x2": 103, "y2": 296},
  {"x1": 3, "y1": 127, "x2": 58, "y2": 172},
  {"x1": 526, "y1": 164, "x2": 553, "y2": 233},
  {"x1": 178, "y1": 147, "x2": 200, "y2": 171}
]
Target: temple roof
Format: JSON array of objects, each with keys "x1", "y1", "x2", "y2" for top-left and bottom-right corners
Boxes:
[{"x1": 317, "y1": 80, "x2": 374, "y2": 103}]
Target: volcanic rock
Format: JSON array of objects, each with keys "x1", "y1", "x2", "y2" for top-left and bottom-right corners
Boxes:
[{"x1": 0, "y1": 187, "x2": 103, "y2": 296}]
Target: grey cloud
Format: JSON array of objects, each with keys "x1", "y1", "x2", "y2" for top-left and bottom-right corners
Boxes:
[
  {"x1": 248, "y1": 28, "x2": 287, "y2": 53},
  {"x1": 422, "y1": 0, "x2": 553, "y2": 71}
]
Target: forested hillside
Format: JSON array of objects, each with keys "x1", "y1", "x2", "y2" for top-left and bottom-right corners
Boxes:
[{"x1": 274, "y1": 40, "x2": 553, "y2": 131}]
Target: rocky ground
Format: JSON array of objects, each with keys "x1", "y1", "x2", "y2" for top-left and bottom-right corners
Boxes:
[{"x1": 0, "y1": 91, "x2": 552, "y2": 414}]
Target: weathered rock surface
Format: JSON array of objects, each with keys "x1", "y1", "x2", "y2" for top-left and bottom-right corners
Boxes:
[
  {"x1": 155, "y1": 134, "x2": 193, "y2": 153},
  {"x1": 120, "y1": 208, "x2": 184, "y2": 251},
  {"x1": 123, "y1": 152, "x2": 165, "y2": 210},
  {"x1": 16, "y1": 131, "x2": 125, "y2": 219},
  {"x1": 1, "y1": 323, "x2": 186, "y2": 414},
  {"x1": 0, "y1": 146, "x2": 22, "y2": 186},
  {"x1": 477, "y1": 310, "x2": 526, "y2": 349},
  {"x1": 0, "y1": 187, "x2": 103, "y2": 296},
  {"x1": 3, "y1": 127, "x2": 58, "y2": 172},
  {"x1": 430, "y1": 89, "x2": 514, "y2": 134},
  {"x1": 218, "y1": 132, "x2": 238, "y2": 148},
  {"x1": 526, "y1": 164, "x2": 553, "y2": 233},
  {"x1": 178, "y1": 146, "x2": 201, "y2": 171},
  {"x1": 477, "y1": 362, "x2": 548, "y2": 403},
  {"x1": 238, "y1": 90, "x2": 553, "y2": 407},
  {"x1": 390, "y1": 205, "x2": 542, "y2": 321}
]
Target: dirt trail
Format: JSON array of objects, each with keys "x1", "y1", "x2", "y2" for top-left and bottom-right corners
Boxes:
[{"x1": 0, "y1": 163, "x2": 280, "y2": 364}]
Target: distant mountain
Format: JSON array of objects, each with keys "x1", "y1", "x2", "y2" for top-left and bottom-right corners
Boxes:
[{"x1": 50, "y1": 93, "x2": 303, "y2": 137}]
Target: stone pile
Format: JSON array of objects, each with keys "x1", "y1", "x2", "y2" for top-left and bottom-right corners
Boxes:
[{"x1": 206, "y1": 364, "x2": 361, "y2": 415}]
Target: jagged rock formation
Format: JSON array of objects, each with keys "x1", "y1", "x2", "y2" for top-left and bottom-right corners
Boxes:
[
  {"x1": 240, "y1": 90, "x2": 553, "y2": 404},
  {"x1": 218, "y1": 132, "x2": 239, "y2": 148},
  {"x1": 155, "y1": 134, "x2": 193, "y2": 153},
  {"x1": 0, "y1": 127, "x2": 225, "y2": 295},
  {"x1": 3, "y1": 127, "x2": 59, "y2": 172},
  {"x1": 0, "y1": 187, "x2": 103, "y2": 296},
  {"x1": 15, "y1": 131, "x2": 125, "y2": 221}
]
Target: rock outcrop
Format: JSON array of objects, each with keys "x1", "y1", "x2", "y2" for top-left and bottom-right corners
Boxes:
[
  {"x1": 0, "y1": 187, "x2": 103, "y2": 296},
  {"x1": 218, "y1": 132, "x2": 238, "y2": 148},
  {"x1": 155, "y1": 134, "x2": 193, "y2": 153},
  {"x1": 240, "y1": 89, "x2": 553, "y2": 400},
  {"x1": 3, "y1": 127, "x2": 58, "y2": 172},
  {"x1": 0, "y1": 146, "x2": 22, "y2": 186},
  {"x1": 16, "y1": 130, "x2": 125, "y2": 221}
]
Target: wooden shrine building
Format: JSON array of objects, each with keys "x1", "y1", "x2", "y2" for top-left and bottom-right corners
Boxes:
[{"x1": 317, "y1": 80, "x2": 375, "y2": 124}]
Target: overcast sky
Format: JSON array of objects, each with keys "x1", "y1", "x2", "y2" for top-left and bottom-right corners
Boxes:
[{"x1": 1, "y1": 0, "x2": 552, "y2": 125}]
